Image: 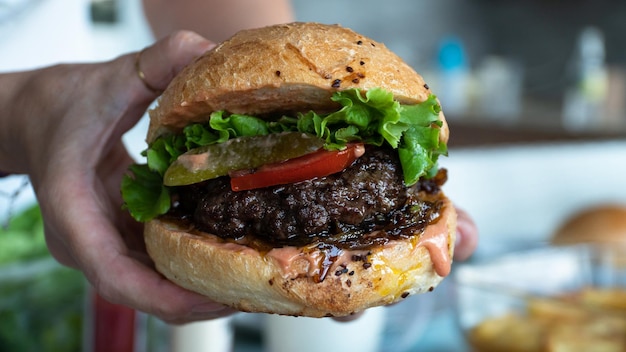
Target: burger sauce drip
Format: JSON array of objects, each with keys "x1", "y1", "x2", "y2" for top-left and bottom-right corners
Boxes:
[
  {"x1": 266, "y1": 244, "x2": 357, "y2": 283},
  {"x1": 414, "y1": 210, "x2": 452, "y2": 277},
  {"x1": 265, "y1": 204, "x2": 454, "y2": 281},
  {"x1": 315, "y1": 244, "x2": 343, "y2": 282}
]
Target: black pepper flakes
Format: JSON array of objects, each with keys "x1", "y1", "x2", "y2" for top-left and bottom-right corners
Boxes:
[
  {"x1": 348, "y1": 271, "x2": 355, "y2": 276},
  {"x1": 346, "y1": 279, "x2": 352, "y2": 287},
  {"x1": 346, "y1": 66, "x2": 354, "y2": 73},
  {"x1": 268, "y1": 279, "x2": 274, "y2": 286},
  {"x1": 356, "y1": 40, "x2": 363, "y2": 45},
  {"x1": 370, "y1": 42, "x2": 376, "y2": 47},
  {"x1": 401, "y1": 292, "x2": 410, "y2": 299},
  {"x1": 335, "y1": 265, "x2": 349, "y2": 276},
  {"x1": 275, "y1": 70, "x2": 281, "y2": 77},
  {"x1": 424, "y1": 83, "x2": 430, "y2": 90},
  {"x1": 428, "y1": 286, "x2": 434, "y2": 292},
  {"x1": 363, "y1": 262, "x2": 372, "y2": 269},
  {"x1": 331, "y1": 79, "x2": 341, "y2": 88},
  {"x1": 360, "y1": 60, "x2": 365, "y2": 65},
  {"x1": 352, "y1": 78, "x2": 360, "y2": 84}
]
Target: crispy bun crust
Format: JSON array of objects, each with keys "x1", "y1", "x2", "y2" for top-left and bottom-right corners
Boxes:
[
  {"x1": 145, "y1": 198, "x2": 456, "y2": 317},
  {"x1": 147, "y1": 22, "x2": 448, "y2": 143},
  {"x1": 552, "y1": 204, "x2": 626, "y2": 245}
]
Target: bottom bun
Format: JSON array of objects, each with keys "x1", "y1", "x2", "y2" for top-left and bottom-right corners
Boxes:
[{"x1": 144, "y1": 197, "x2": 457, "y2": 317}]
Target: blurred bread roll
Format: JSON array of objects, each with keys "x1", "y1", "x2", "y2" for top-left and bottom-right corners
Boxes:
[{"x1": 552, "y1": 204, "x2": 626, "y2": 245}]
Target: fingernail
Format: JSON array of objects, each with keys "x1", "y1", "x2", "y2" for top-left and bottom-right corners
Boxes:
[
  {"x1": 192, "y1": 301, "x2": 225, "y2": 313},
  {"x1": 191, "y1": 303, "x2": 236, "y2": 320},
  {"x1": 185, "y1": 32, "x2": 217, "y2": 52}
]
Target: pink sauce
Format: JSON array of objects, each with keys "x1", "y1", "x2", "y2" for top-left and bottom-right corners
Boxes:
[
  {"x1": 189, "y1": 204, "x2": 453, "y2": 281},
  {"x1": 265, "y1": 204, "x2": 453, "y2": 280},
  {"x1": 353, "y1": 144, "x2": 366, "y2": 158},
  {"x1": 179, "y1": 153, "x2": 209, "y2": 172},
  {"x1": 413, "y1": 210, "x2": 452, "y2": 277},
  {"x1": 265, "y1": 245, "x2": 369, "y2": 282}
]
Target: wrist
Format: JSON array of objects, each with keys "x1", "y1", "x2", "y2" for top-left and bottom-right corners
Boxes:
[{"x1": 0, "y1": 71, "x2": 33, "y2": 174}]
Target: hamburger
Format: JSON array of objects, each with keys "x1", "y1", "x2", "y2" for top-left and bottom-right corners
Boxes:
[{"x1": 121, "y1": 22, "x2": 456, "y2": 317}]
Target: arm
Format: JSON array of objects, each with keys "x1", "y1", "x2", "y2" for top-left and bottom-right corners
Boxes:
[
  {"x1": 0, "y1": 72, "x2": 27, "y2": 174},
  {"x1": 142, "y1": 0, "x2": 295, "y2": 42}
]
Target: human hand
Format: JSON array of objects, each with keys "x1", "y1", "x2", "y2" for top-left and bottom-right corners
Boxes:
[{"x1": 3, "y1": 31, "x2": 235, "y2": 324}]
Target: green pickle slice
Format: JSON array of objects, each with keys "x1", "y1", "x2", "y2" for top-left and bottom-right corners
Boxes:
[{"x1": 163, "y1": 132, "x2": 324, "y2": 186}]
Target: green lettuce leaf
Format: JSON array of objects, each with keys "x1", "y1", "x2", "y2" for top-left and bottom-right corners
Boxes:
[
  {"x1": 121, "y1": 164, "x2": 170, "y2": 222},
  {"x1": 208, "y1": 110, "x2": 270, "y2": 139},
  {"x1": 121, "y1": 88, "x2": 447, "y2": 222},
  {"x1": 396, "y1": 94, "x2": 447, "y2": 185}
]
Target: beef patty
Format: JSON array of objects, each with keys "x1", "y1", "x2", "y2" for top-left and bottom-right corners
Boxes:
[{"x1": 169, "y1": 146, "x2": 446, "y2": 249}]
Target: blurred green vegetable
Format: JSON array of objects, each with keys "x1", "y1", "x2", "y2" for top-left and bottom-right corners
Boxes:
[
  {"x1": 0, "y1": 204, "x2": 47, "y2": 265},
  {"x1": 0, "y1": 203, "x2": 84, "y2": 352}
]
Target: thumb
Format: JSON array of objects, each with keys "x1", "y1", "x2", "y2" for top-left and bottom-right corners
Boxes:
[
  {"x1": 105, "y1": 31, "x2": 216, "y2": 139},
  {"x1": 134, "y1": 30, "x2": 216, "y2": 96}
]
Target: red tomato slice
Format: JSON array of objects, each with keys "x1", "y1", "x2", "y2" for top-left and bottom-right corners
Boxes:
[{"x1": 230, "y1": 143, "x2": 365, "y2": 191}]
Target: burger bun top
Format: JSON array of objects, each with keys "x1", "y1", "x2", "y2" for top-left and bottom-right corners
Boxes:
[{"x1": 147, "y1": 22, "x2": 446, "y2": 143}]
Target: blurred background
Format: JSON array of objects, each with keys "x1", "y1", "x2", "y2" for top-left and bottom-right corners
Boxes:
[{"x1": 1, "y1": 0, "x2": 625, "y2": 351}]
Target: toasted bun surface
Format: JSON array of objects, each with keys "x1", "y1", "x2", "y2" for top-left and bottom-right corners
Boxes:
[
  {"x1": 145, "y1": 198, "x2": 456, "y2": 317},
  {"x1": 147, "y1": 22, "x2": 447, "y2": 143},
  {"x1": 552, "y1": 204, "x2": 626, "y2": 245}
]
